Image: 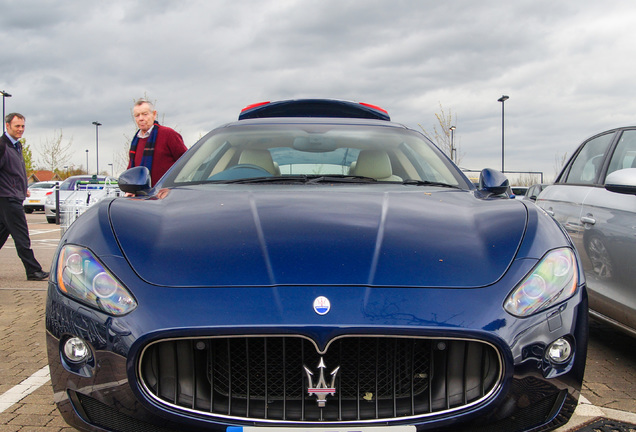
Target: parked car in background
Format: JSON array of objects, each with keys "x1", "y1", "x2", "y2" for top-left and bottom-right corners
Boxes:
[
  {"x1": 536, "y1": 126, "x2": 636, "y2": 337},
  {"x1": 44, "y1": 175, "x2": 117, "y2": 223},
  {"x1": 510, "y1": 186, "x2": 528, "y2": 200},
  {"x1": 23, "y1": 181, "x2": 58, "y2": 213},
  {"x1": 523, "y1": 183, "x2": 548, "y2": 202},
  {"x1": 59, "y1": 182, "x2": 121, "y2": 233},
  {"x1": 46, "y1": 99, "x2": 587, "y2": 432}
]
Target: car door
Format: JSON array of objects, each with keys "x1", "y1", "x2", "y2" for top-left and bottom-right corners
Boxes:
[
  {"x1": 578, "y1": 129, "x2": 636, "y2": 333},
  {"x1": 537, "y1": 131, "x2": 616, "y2": 252}
]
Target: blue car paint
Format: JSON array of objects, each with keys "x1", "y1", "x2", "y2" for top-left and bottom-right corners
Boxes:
[{"x1": 108, "y1": 186, "x2": 529, "y2": 287}]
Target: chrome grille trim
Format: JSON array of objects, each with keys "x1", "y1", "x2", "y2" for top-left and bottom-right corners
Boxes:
[{"x1": 137, "y1": 335, "x2": 503, "y2": 425}]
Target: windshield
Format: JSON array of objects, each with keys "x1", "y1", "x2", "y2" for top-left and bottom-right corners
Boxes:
[
  {"x1": 162, "y1": 122, "x2": 470, "y2": 188},
  {"x1": 60, "y1": 176, "x2": 117, "y2": 191}
]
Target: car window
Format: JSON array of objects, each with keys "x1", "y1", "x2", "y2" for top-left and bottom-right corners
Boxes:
[
  {"x1": 605, "y1": 129, "x2": 636, "y2": 180},
  {"x1": 29, "y1": 182, "x2": 56, "y2": 189},
  {"x1": 167, "y1": 123, "x2": 467, "y2": 187},
  {"x1": 563, "y1": 132, "x2": 614, "y2": 184}
]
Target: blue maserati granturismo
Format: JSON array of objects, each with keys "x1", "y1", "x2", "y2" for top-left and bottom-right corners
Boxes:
[{"x1": 46, "y1": 99, "x2": 588, "y2": 432}]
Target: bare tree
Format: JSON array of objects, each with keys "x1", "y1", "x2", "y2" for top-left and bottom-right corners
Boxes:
[
  {"x1": 38, "y1": 130, "x2": 73, "y2": 172},
  {"x1": 419, "y1": 103, "x2": 462, "y2": 165},
  {"x1": 553, "y1": 152, "x2": 568, "y2": 181}
]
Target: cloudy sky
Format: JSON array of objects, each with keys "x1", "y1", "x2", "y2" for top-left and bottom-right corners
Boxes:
[{"x1": 2, "y1": 0, "x2": 635, "y2": 182}]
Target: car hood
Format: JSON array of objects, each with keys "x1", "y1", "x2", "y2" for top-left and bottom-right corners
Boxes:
[{"x1": 109, "y1": 186, "x2": 527, "y2": 287}]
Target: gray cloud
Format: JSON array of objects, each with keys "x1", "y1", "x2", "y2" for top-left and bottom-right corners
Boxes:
[{"x1": 1, "y1": 0, "x2": 635, "y2": 181}]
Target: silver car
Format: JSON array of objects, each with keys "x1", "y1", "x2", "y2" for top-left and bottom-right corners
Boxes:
[
  {"x1": 44, "y1": 175, "x2": 117, "y2": 223},
  {"x1": 523, "y1": 183, "x2": 548, "y2": 202},
  {"x1": 536, "y1": 127, "x2": 636, "y2": 337}
]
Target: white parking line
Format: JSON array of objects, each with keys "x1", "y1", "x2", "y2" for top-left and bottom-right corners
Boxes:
[
  {"x1": 29, "y1": 228, "x2": 60, "y2": 236},
  {"x1": 0, "y1": 366, "x2": 50, "y2": 413}
]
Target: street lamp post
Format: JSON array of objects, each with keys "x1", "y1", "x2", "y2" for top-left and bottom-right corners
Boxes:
[
  {"x1": 108, "y1": 163, "x2": 113, "y2": 177},
  {"x1": 92, "y1": 121, "x2": 102, "y2": 175},
  {"x1": 85, "y1": 149, "x2": 89, "y2": 174},
  {"x1": 497, "y1": 95, "x2": 509, "y2": 173},
  {"x1": 449, "y1": 125, "x2": 456, "y2": 163},
  {"x1": 0, "y1": 90, "x2": 12, "y2": 133}
]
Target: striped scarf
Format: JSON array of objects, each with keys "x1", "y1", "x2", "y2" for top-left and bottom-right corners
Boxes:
[{"x1": 129, "y1": 121, "x2": 160, "y2": 171}]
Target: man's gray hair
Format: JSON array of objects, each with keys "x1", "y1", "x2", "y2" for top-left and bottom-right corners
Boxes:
[{"x1": 134, "y1": 99, "x2": 155, "y2": 111}]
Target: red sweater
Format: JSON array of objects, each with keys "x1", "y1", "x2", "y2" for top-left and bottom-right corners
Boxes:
[{"x1": 128, "y1": 124, "x2": 187, "y2": 186}]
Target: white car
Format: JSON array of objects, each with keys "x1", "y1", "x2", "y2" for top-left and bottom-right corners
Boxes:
[
  {"x1": 59, "y1": 184, "x2": 121, "y2": 232},
  {"x1": 44, "y1": 175, "x2": 117, "y2": 223},
  {"x1": 23, "y1": 181, "x2": 59, "y2": 213}
]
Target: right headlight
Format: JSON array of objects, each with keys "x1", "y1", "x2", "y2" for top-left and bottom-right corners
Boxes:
[
  {"x1": 504, "y1": 248, "x2": 578, "y2": 317},
  {"x1": 56, "y1": 244, "x2": 137, "y2": 316}
]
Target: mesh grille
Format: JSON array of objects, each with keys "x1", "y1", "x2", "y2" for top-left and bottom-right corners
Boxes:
[
  {"x1": 139, "y1": 335, "x2": 501, "y2": 423},
  {"x1": 74, "y1": 392, "x2": 180, "y2": 432}
]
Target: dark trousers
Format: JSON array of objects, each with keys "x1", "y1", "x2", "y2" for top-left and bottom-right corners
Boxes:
[{"x1": 0, "y1": 197, "x2": 42, "y2": 275}]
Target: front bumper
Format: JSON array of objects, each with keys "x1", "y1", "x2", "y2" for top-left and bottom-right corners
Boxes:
[{"x1": 45, "y1": 279, "x2": 587, "y2": 432}]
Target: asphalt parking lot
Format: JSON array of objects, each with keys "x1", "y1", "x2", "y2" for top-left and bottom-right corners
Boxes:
[{"x1": 0, "y1": 212, "x2": 634, "y2": 431}]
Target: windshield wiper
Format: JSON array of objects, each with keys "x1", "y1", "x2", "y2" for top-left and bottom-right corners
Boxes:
[
  {"x1": 401, "y1": 179, "x2": 461, "y2": 189},
  {"x1": 306, "y1": 175, "x2": 377, "y2": 184},
  {"x1": 214, "y1": 175, "x2": 378, "y2": 185}
]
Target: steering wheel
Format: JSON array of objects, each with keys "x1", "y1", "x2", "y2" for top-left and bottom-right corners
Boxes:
[{"x1": 208, "y1": 164, "x2": 273, "y2": 181}]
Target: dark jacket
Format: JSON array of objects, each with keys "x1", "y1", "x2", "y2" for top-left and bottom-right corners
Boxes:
[{"x1": 0, "y1": 133, "x2": 28, "y2": 200}]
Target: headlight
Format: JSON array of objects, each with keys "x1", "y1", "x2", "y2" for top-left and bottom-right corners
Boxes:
[
  {"x1": 504, "y1": 248, "x2": 578, "y2": 317},
  {"x1": 56, "y1": 245, "x2": 137, "y2": 316}
]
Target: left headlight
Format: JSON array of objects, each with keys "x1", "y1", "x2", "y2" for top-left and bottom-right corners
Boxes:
[
  {"x1": 504, "y1": 248, "x2": 578, "y2": 317},
  {"x1": 56, "y1": 244, "x2": 137, "y2": 316}
]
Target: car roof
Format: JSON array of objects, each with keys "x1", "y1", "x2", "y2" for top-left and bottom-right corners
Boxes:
[{"x1": 238, "y1": 99, "x2": 391, "y2": 121}]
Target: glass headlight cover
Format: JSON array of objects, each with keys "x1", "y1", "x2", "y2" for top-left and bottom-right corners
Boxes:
[
  {"x1": 504, "y1": 248, "x2": 578, "y2": 317},
  {"x1": 56, "y1": 245, "x2": 137, "y2": 316}
]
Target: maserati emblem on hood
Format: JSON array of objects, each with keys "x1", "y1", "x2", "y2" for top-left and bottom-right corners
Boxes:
[
  {"x1": 303, "y1": 357, "x2": 340, "y2": 407},
  {"x1": 313, "y1": 296, "x2": 331, "y2": 315}
]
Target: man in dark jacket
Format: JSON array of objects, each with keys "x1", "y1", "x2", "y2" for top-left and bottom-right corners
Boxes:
[{"x1": 0, "y1": 113, "x2": 49, "y2": 280}]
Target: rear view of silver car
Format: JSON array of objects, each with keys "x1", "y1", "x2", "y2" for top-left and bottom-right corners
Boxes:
[
  {"x1": 24, "y1": 181, "x2": 58, "y2": 213},
  {"x1": 536, "y1": 127, "x2": 636, "y2": 336}
]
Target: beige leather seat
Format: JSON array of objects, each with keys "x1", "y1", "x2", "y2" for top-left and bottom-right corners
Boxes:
[
  {"x1": 351, "y1": 150, "x2": 402, "y2": 181},
  {"x1": 238, "y1": 150, "x2": 279, "y2": 175}
]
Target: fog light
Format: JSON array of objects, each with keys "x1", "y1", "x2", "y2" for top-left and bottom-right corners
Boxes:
[
  {"x1": 63, "y1": 337, "x2": 90, "y2": 363},
  {"x1": 546, "y1": 338, "x2": 572, "y2": 364}
]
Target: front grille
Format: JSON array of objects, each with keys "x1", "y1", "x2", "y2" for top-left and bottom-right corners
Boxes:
[{"x1": 138, "y1": 336, "x2": 501, "y2": 423}]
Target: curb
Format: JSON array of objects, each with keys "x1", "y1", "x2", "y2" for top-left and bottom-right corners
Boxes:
[{"x1": 556, "y1": 396, "x2": 636, "y2": 431}]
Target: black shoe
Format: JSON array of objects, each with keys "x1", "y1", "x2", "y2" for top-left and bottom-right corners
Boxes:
[{"x1": 27, "y1": 271, "x2": 49, "y2": 281}]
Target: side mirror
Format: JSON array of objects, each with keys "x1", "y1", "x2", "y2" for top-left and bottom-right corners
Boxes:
[
  {"x1": 605, "y1": 168, "x2": 636, "y2": 195},
  {"x1": 478, "y1": 168, "x2": 510, "y2": 197},
  {"x1": 118, "y1": 166, "x2": 152, "y2": 195}
]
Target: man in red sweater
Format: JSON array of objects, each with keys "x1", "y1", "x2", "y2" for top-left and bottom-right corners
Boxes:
[{"x1": 128, "y1": 99, "x2": 188, "y2": 186}]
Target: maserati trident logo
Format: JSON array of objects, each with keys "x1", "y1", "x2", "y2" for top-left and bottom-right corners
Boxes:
[{"x1": 303, "y1": 357, "x2": 340, "y2": 407}]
